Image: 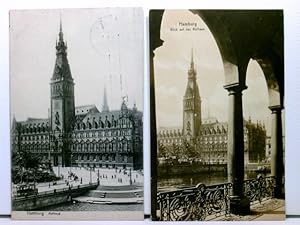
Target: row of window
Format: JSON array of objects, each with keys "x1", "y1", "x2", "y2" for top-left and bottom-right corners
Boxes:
[
  {"x1": 71, "y1": 142, "x2": 136, "y2": 153},
  {"x1": 20, "y1": 126, "x2": 49, "y2": 134},
  {"x1": 158, "y1": 139, "x2": 183, "y2": 144},
  {"x1": 75, "y1": 117, "x2": 134, "y2": 131},
  {"x1": 200, "y1": 130, "x2": 227, "y2": 135},
  {"x1": 73, "y1": 154, "x2": 129, "y2": 163},
  {"x1": 158, "y1": 135, "x2": 228, "y2": 142},
  {"x1": 51, "y1": 83, "x2": 73, "y2": 95},
  {"x1": 201, "y1": 144, "x2": 228, "y2": 150},
  {"x1": 72, "y1": 129, "x2": 133, "y2": 139},
  {"x1": 198, "y1": 136, "x2": 227, "y2": 141},
  {"x1": 20, "y1": 134, "x2": 49, "y2": 141},
  {"x1": 159, "y1": 139, "x2": 228, "y2": 145},
  {"x1": 198, "y1": 140, "x2": 228, "y2": 145},
  {"x1": 201, "y1": 152, "x2": 226, "y2": 158}
]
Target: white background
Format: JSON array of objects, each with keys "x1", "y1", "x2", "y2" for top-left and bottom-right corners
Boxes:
[{"x1": 1, "y1": 0, "x2": 300, "y2": 224}]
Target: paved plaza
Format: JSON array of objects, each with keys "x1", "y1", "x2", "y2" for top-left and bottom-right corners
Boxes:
[
  {"x1": 221, "y1": 199, "x2": 285, "y2": 221},
  {"x1": 35, "y1": 166, "x2": 143, "y2": 193}
]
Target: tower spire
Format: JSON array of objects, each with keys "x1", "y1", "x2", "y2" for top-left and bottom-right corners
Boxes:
[
  {"x1": 52, "y1": 14, "x2": 72, "y2": 81},
  {"x1": 102, "y1": 86, "x2": 109, "y2": 112},
  {"x1": 59, "y1": 14, "x2": 64, "y2": 42},
  {"x1": 191, "y1": 48, "x2": 194, "y2": 69},
  {"x1": 188, "y1": 48, "x2": 196, "y2": 78},
  {"x1": 60, "y1": 13, "x2": 62, "y2": 32},
  {"x1": 183, "y1": 47, "x2": 201, "y2": 139}
]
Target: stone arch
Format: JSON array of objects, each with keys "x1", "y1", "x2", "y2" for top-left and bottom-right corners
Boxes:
[
  {"x1": 190, "y1": 11, "x2": 244, "y2": 86},
  {"x1": 255, "y1": 57, "x2": 283, "y2": 108}
]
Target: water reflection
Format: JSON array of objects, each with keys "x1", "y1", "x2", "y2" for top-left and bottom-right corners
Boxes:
[{"x1": 158, "y1": 171, "x2": 266, "y2": 191}]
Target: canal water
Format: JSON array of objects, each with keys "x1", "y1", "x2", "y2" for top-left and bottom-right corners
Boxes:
[
  {"x1": 158, "y1": 172, "x2": 226, "y2": 191},
  {"x1": 158, "y1": 171, "x2": 264, "y2": 191},
  {"x1": 39, "y1": 202, "x2": 143, "y2": 211}
]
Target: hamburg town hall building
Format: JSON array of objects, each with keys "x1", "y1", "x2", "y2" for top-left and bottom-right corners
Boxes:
[
  {"x1": 157, "y1": 51, "x2": 266, "y2": 165},
  {"x1": 11, "y1": 23, "x2": 143, "y2": 170}
]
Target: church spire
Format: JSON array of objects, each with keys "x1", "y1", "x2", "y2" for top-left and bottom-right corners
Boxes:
[
  {"x1": 12, "y1": 114, "x2": 17, "y2": 131},
  {"x1": 102, "y1": 86, "x2": 109, "y2": 112}
]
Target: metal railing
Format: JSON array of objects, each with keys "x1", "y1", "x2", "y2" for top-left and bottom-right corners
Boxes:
[
  {"x1": 244, "y1": 175, "x2": 275, "y2": 204},
  {"x1": 13, "y1": 182, "x2": 98, "y2": 200},
  {"x1": 157, "y1": 176, "x2": 276, "y2": 221},
  {"x1": 157, "y1": 182, "x2": 232, "y2": 221}
]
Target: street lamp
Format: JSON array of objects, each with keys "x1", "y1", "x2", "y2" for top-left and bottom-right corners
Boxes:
[
  {"x1": 48, "y1": 133, "x2": 53, "y2": 172},
  {"x1": 19, "y1": 156, "x2": 23, "y2": 183},
  {"x1": 89, "y1": 166, "x2": 92, "y2": 184},
  {"x1": 70, "y1": 154, "x2": 73, "y2": 174},
  {"x1": 129, "y1": 168, "x2": 132, "y2": 185}
]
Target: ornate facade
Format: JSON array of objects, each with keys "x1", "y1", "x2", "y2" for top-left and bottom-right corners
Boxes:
[
  {"x1": 157, "y1": 52, "x2": 266, "y2": 165},
  {"x1": 11, "y1": 22, "x2": 143, "y2": 170}
]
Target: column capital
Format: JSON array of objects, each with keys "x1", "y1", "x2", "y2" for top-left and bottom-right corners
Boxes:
[
  {"x1": 268, "y1": 105, "x2": 284, "y2": 113},
  {"x1": 224, "y1": 83, "x2": 247, "y2": 95}
]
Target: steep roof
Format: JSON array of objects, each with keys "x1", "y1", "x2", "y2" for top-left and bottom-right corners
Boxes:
[{"x1": 75, "y1": 105, "x2": 99, "y2": 116}]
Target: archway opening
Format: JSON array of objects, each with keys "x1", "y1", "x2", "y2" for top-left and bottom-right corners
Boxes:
[
  {"x1": 154, "y1": 10, "x2": 226, "y2": 129},
  {"x1": 244, "y1": 59, "x2": 270, "y2": 164}
]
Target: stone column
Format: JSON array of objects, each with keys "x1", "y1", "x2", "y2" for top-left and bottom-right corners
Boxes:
[
  {"x1": 269, "y1": 105, "x2": 284, "y2": 198},
  {"x1": 224, "y1": 83, "x2": 250, "y2": 215}
]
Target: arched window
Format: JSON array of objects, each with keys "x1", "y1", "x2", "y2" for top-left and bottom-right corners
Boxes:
[
  {"x1": 123, "y1": 140, "x2": 127, "y2": 152},
  {"x1": 90, "y1": 143, "x2": 94, "y2": 151}
]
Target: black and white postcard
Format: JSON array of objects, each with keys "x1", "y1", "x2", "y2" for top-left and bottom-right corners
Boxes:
[{"x1": 10, "y1": 8, "x2": 144, "y2": 220}]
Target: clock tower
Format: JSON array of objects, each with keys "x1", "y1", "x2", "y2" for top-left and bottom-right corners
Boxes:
[
  {"x1": 50, "y1": 19, "x2": 75, "y2": 166},
  {"x1": 183, "y1": 49, "x2": 202, "y2": 140}
]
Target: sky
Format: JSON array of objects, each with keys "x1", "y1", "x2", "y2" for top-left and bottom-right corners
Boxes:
[
  {"x1": 154, "y1": 10, "x2": 278, "y2": 135},
  {"x1": 10, "y1": 8, "x2": 144, "y2": 122}
]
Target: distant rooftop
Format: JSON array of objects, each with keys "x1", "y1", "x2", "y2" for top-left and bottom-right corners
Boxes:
[{"x1": 75, "y1": 105, "x2": 99, "y2": 116}]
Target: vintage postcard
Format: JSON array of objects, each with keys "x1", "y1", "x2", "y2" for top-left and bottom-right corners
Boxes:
[
  {"x1": 149, "y1": 9, "x2": 285, "y2": 221},
  {"x1": 10, "y1": 8, "x2": 144, "y2": 220}
]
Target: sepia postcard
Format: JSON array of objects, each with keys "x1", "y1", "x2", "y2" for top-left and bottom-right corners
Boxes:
[
  {"x1": 149, "y1": 9, "x2": 285, "y2": 221},
  {"x1": 10, "y1": 8, "x2": 144, "y2": 220}
]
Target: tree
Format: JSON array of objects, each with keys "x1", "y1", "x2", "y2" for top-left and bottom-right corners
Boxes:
[{"x1": 12, "y1": 148, "x2": 58, "y2": 184}]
